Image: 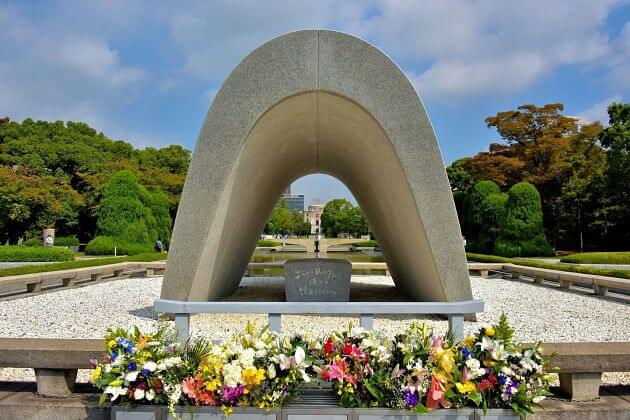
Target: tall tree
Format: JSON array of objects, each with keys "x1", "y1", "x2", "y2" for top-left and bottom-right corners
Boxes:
[{"x1": 596, "y1": 102, "x2": 630, "y2": 248}]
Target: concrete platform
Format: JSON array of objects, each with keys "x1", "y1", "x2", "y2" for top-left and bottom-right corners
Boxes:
[{"x1": 0, "y1": 382, "x2": 629, "y2": 419}]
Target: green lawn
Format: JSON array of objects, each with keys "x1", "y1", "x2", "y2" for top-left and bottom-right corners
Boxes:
[
  {"x1": 330, "y1": 240, "x2": 378, "y2": 248},
  {"x1": 256, "y1": 240, "x2": 282, "y2": 247},
  {"x1": 466, "y1": 252, "x2": 630, "y2": 280},
  {"x1": 0, "y1": 252, "x2": 167, "y2": 277},
  {"x1": 559, "y1": 252, "x2": 630, "y2": 265}
]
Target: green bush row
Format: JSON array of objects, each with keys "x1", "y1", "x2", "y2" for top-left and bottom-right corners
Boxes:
[
  {"x1": 53, "y1": 236, "x2": 80, "y2": 247},
  {"x1": 0, "y1": 252, "x2": 167, "y2": 277},
  {"x1": 257, "y1": 240, "x2": 282, "y2": 247},
  {"x1": 0, "y1": 246, "x2": 75, "y2": 262},
  {"x1": 85, "y1": 236, "x2": 154, "y2": 256},
  {"x1": 560, "y1": 252, "x2": 630, "y2": 265},
  {"x1": 21, "y1": 238, "x2": 43, "y2": 247},
  {"x1": 21, "y1": 236, "x2": 80, "y2": 247},
  {"x1": 466, "y1": 252, "x2": 630, "y2": 280}
]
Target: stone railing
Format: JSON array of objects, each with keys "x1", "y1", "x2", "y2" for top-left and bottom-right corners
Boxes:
[{"x1": 1, "y1": 261, "x2": 628, "y2": 299}]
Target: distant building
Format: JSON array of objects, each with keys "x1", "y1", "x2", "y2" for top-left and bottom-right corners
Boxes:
[
  {"x1": 567, "y1": 116, "x2": 592, "y2": 134},
  {"x1": 304, "y1": 199, "x2": 325, "y2": 235},
  {"x1": 277, "y1": 184, "x2": 304, "y2": 212},
  {"x1": 282, "y1": 194, "x2": 305, "y2": 212}
]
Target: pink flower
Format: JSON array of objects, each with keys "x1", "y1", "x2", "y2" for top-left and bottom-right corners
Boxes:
[
  {"x1": 182, "y1": 377, "x2": 198, "y2": 399},
  {"x1": 327, "y1": 358, "x2": 348, "y2": 382},
  {"x1": 461, "y1": 367, "x2": 472, "y2": 382}
]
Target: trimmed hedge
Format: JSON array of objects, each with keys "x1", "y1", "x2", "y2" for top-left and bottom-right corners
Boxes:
[
  {"x1": 0, "y1": 252, "x2": 167, "y2": 277},
  {"x1": 493, "y1": 183, "x2": 554, "y2": 257},
  {"x1": 467, "y1": 252, "x2": 630, "y2": 280},
  {"x1": 560, "y1": 252, "x2": 630, "y2": 265},
  {"x1": 0, "y1": 246, "x2": 75, "y2": 262},
  {"x1": 257, "y1": 240, "x2": 282, "y2": 247},
  {"x1": 53, "y1": 236, "x2": 80, "y2": 247},
  {"x1": 21, "y1": 238, "x2": 43, "y2": 247},
  {"x1": 85, "y1": 236, "x2": 154, "y2": 256}
]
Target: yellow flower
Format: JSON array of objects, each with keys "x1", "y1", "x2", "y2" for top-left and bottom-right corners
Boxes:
[
  {"x1": 464, "y1": 336, "x2": 476, "y2": 347},
  {"x1": 91, "y1": 367, "x2": 102, "y2": 381},
  {"x1": 136, "y1": 335, "x2": 148, "y2": 350},
  {"x1": 204, "y1": 379, "x2": 220, "y2": 391},
  {"x1": 455, "y1": 382, "x2": 477, "y2": 394},
  {"x1": 486, "y1": 327, "x2": 495, "y2": 337},
  {"x1": 107, "y1": 340, "x2": 117, "y2": 349},
  {"x1": 242, "y1": 368, "x2": 266, "y2": 387},
  {"x1": 439, "y1": 348, "x2": 455, "y2": 376}
]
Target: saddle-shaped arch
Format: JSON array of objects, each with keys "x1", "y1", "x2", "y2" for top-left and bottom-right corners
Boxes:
[{"x1": 161, "y1": 30, "x2": 473, "y2": 303}]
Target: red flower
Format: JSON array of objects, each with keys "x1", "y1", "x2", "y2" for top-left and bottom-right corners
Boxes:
[
  {"x1": 343, "y1": 344, "x2": 353, "y2": 355},
  {"x1": 324, "y1": 337, "x2": 334, "y2": 357},
  {"x1": 152, "y1": 378, "x2": 164, "y2": 393}
]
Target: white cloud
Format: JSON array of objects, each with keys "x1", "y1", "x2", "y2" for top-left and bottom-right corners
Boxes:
[
  {"x1": 355, "y1": 0, "x2": 621, "y2": 102},
  {"x1": 0, "y1": 4, "x2": 144, "y2": 139},
  {"x1": 576, "y1": 94, "x2": 624, "y2": 125},
  {"x1": 408, "y1": 53, "x2": 546, "y2": 99}
]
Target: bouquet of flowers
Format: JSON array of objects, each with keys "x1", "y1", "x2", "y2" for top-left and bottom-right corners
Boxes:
[
  {"x1": 90, "y1": 315, "x2": 555, "y2": 417},
  {"x1": 450, "y1": 314, "x2": 555, "y2": 416},
  {"x1": 90, "y1": 323, "x2": 184, "y2": 408},
  {"x1": 179, "y1": 322, "x2": 314, "y2": 413},
  {"x1": 388, "y1": 323, "x2": 456, "y2": 412},
  {"x1": 317, "y1": 324, "x2": 394, "y2": 408}
]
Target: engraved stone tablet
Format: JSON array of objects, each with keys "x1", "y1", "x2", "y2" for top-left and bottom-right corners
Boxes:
[{"x1": 284, "y1": 258, "x2": 352, "y2": 302}]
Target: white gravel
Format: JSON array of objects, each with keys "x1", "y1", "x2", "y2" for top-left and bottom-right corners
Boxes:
[{"x1": 0, "y1": 275, "x2": 628, "y2": 384}]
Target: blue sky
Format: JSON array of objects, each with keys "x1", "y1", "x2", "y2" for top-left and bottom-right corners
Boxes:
[{"x1": 1, "y1": 1, "x2": 629, "y2": 207}]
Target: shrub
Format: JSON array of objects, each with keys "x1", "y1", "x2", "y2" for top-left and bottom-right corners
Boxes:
[
  {"x1": 464, "y1": 181, "x2": 501, "y2": 244},
  {"x1": 85, "y1": 236, "x2": 154, "y2": 256},
  {"x1": 54, "y1": 236, "x2": 80, "y2": 247},
  {"x1": 96, "y1": 170, "x2": 155, "y2": 246},
  {"x1": 147, "y1": 190, "x2": 172, "y2": 248},
  {"x1": 21, "y1": 238, "x2": 43, "y2": 247},
  {"x1": 476, "y1": 193, "x2": 507, "y2": 254},
  {"x1": 560, "y1": 252, "x2": 630, "y2": 264},
  {"x1": 0, "y1": 246, "x2": 75, "y2": 262},
  {"x1": 493, "y1": 183, "x2": 554, "y2": 257}
]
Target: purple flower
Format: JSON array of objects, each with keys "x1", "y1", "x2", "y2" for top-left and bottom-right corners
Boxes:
[
  {"x1": 110, "y1": 352, "x2": 119, "y2": 360},
  {"x1": 140, "y1": 369, "x2": 151, "y2": 377},
  {"x1": 128, "y1": 362, "x2": 137, "y2": 371},
  {"x1": 461, "y1": 347, "x2": 472, "y2": 358},
  {"x1": 88, "y1": 358, "x2": 98, "y2": 367},
  {"x1": 403, "y1": 389, "x2": 419, "y2": 407},
  {"x1": 221, "y1": 385, "x2": 246, "y2": 403}
]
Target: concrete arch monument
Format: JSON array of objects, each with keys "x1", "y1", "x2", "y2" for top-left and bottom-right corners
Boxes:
[{"x1": 161, "y1": 30, "x2": 473, "y2": 304}]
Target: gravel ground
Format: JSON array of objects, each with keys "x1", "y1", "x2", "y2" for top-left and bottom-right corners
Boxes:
[{"x1": 0, "y1": 275, "x2": 628, "y2": 384}]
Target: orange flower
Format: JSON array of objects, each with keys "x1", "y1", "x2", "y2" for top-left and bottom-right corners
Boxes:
[{"x1": 426, "y1": 376, "x2": 452, "y2": 410}]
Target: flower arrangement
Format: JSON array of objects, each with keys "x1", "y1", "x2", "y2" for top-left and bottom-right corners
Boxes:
[
  {"x1": 89, "y1": 324, "x2": 184, "y2": 408},
  {"x1": 179, "y1": 322, "x2": 315, "y2": 413},
  {"x1": 90, "y1": 315, "x2": 554, "y2": 417}
]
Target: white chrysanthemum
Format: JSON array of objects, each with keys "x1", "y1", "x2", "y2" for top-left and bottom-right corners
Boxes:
[
  {"x1": 238, "y1": 348, "x2": 255, "y2": 369},
  {"x1": 143, "y1": 361, "x2": 157, "y2": 372},
  {"x1": 222, "y1": 362, "x2": 243, "y2": 387},
  {"x1": 134, "y1": 389, "x2": 145, "y2": 400}
]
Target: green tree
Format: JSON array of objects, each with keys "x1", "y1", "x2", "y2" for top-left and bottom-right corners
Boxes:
[
  {"x1": 148, "y1": 190, "x2": 173, "y2": 247},
  {"x1": 597, "y1": 102, "x2": 630, "y2": 248},
  {"x1": 464, "y1": 181, "x2": 501, "y2": 247},
  {"x1": 0, "y1": 166, "x2": 81, "y2": 244},
  {"x1": 446, "y1": 158, "x2": 475, "y2": 193},
  {"x1": 0, "y1": 118, "x2": 189, "y2": 241},
  {"x1": 94, "y1": 170, "x2": 156, "y2": 246},
  {"x1": 493, "y1": 183, "x2": 554, "y2": 257},
  {"x1": 476, "y1": 193, "x2": 507, "y2": 254},
  {"x1": 320, "y1": 198, "x2": 369, "y2": 238},
  {"x1": 267, "y1": 198, "x2": 294, "y2": 235}
]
